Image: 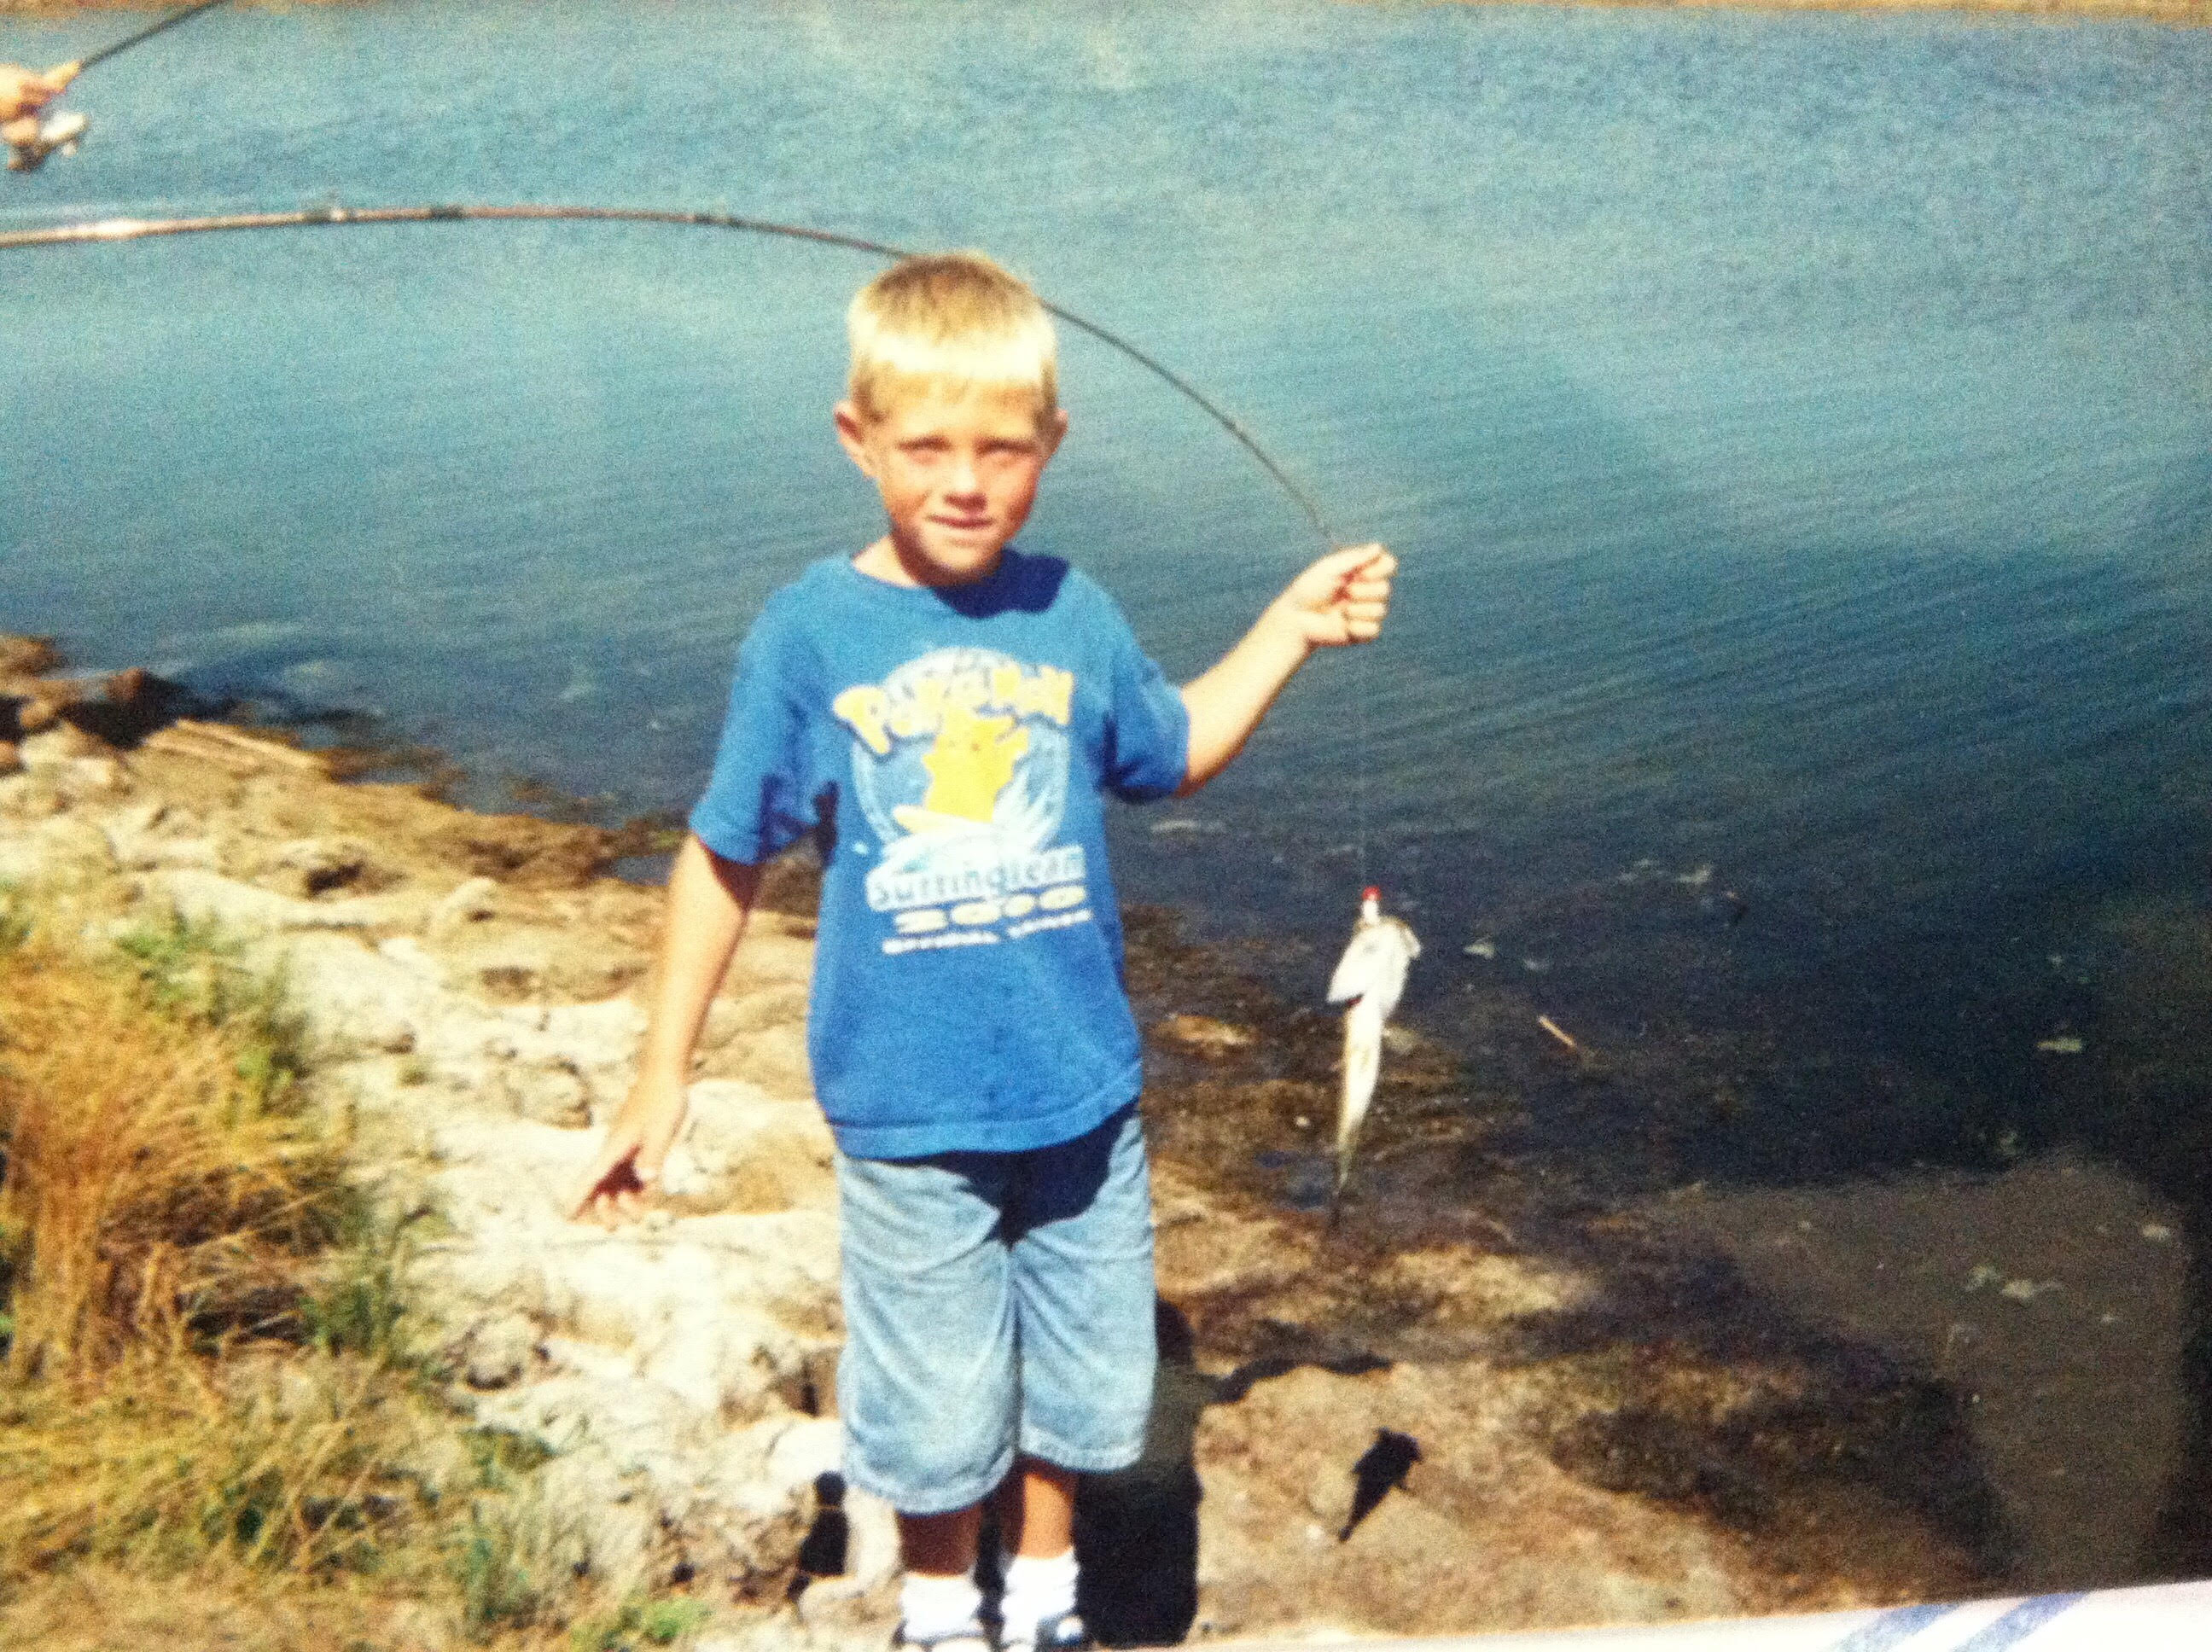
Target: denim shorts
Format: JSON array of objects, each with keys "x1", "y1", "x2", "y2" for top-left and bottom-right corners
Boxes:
[{"x1": 835, "y1": 1102, "x2": 1157, "y2": 1515}]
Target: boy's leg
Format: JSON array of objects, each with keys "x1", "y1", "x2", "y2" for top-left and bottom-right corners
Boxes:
[
  {"x1": 836, "y1": 1147, "x2": 1019, "y2": 1646},
  {"x1": 990, "y1": 1457, "x2": 1077, "y2": 1557},
  {"x1": 1007, "y1": 1102, "x2": 1157, "y2": 1479},
  {"x1": 901, "y1": 1502, "x2": 985, "y2": 1574},
  {"x1": 992, "y1": 1459, "x2": 1082, "y2": 1649},
  {"x1": 999, "y1": 1104, "x2": 1158, "y2": 1650},
  {"x1": 898, "y1": 1504, "x2": 989, "y2": 1649}
]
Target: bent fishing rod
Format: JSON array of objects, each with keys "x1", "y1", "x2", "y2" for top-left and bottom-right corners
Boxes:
[{"x1": 0, "y1": 201, "x2": 1342, "y2": 550}]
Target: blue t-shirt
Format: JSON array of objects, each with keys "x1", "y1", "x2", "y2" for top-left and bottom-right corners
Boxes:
[{"x1": 689, "y1": 549, "x2": 1190, "y2": 1160}]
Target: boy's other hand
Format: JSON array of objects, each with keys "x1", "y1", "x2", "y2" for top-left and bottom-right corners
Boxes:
[
  {"x1": 2, "y1": 62, "x2": 74, "y2": 131},
  {"x1": 1278, "y1": 543, "x2": 1395, "y2": 648},
  {"x1": 3, "y1": 63, "x2": 72, "y2": 152},
  {"x1": 568, "y1": 1070, "x2": 688, "y2": 1227}
]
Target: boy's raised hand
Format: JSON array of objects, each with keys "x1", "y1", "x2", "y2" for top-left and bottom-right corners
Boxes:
[
  {"x1": 1179, "y1": 541, "x2": 1399, "y2": 795},
  {"x1": 568, "y1": 1070, "x2": 687, "y2": 1228},
  {"x1": 1278, "y1": 543, "x2": 1396, "y2": 647}
]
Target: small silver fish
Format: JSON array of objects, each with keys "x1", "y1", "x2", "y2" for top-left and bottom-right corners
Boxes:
[{"x1": 1325, "y1": 884, "x2": 1420, "y2": 1204}]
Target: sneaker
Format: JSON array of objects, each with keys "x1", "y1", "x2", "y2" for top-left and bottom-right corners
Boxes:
[
  {"x1": 891, "y1": 1620, "x2": 993, "y2": 1652},
  {"x1": 998, "y1": 1609, "x2": 1092, "y2": 1652}
]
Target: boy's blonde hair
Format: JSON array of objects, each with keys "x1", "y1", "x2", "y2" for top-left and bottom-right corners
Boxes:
[{"x1": 846, "y1": 251, "x2": 1058, "y2": 426}]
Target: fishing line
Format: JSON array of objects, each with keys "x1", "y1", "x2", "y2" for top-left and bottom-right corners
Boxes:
[{"x1": 0, "y1": 198, "x2": 1381, "y2": 875}]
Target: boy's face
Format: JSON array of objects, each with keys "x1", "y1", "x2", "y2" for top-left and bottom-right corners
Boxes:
[{"x1": 835, "y1": 381, "x2": 1067, "y2": 587}]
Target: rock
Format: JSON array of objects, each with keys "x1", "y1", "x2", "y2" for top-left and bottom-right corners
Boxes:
[
  {"x1": 537, "y1": 1450, "x2": 656, "y2": 1585},
  {"x1": 0, "y1": 777, "x2": 63, "y2": 822},
  {"x1": 488, "y1": 1059, "x2": 596, "y2": 1128},
  {"x1": 96, "y1": 800, "x2": 224, "y2": 873},
  {"x1": 154, "y1": 867, "x2": 387, "y2": 935},
  {"x1": 102, "y1": 666, "x2": 151, "y2": 708},
  {"x1": 269, "y1": 931, "x2": 434, "y2": 1053},
  {"x1": 263, "y1": 835, "x2": 381, "y2": 899},
  {"x1": 703, "y1": 984, "x2": 810, "y2": 1041},
  {"x1": 0, "y1": 634, "x2": 61, "y2": 680},
  {"x1": 5, "y1": 662, "x2": 1947, "y2": 1644},
  {"x1": 714, "y1": 1021, "x2": 815, "y2": 1097},
  {"x1": 763, "y1": 1416, "x2": 843, "y2": 1492},
  {"x1": 460, "y1": 1312, "x2": 540, "y2": 1390},
  {"x1": 138, "y1": 718, "x2": 330, "y2": 777},
  {"x1": 67, "y1": 755, "x2": 127, "y2": 798},
  {"x1": 1153, "y1": 1012, "x2": 1255, "y2": 1056},
  {"x1": 678, "y1": 1080, "x2": 836, "y2": 1211},
  {"x1": 430, "y1": 874, "x2": 502, "y2": 931},
  {"x1": 377, "y1": 934, "x2": 444, "y2": 980}
]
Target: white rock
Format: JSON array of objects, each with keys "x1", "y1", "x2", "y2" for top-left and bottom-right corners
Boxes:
[
  {"x1": 764, "y1": 1416, "x2": 844, "y2": 1492},
  {"x1": 637, "y1": 1307, "x2": 808, "y2": 1421},
  {"x1": 431, "y1": 875, "x2": 503, "y2": 931},
  {"x1": 260, "y1": 931, "x2": 434, "y2": 1053},
  {"x1": 377, "y1": 934, "x2": 445, "y2": 980},
  {"x1": 539, "y1": 1335, "x2": 641, "y2": 1385},
  {"x1": 154, "y1": 867, "x2": 393, "y2": 933},
  {"x1": 461, "y1": 1312, "x2": 540, "y2": 1390}
]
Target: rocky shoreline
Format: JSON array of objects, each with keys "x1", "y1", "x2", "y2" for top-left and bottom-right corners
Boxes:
[{"x1": 0, "y1": 638, "x2": 1990, "y2": 1648}]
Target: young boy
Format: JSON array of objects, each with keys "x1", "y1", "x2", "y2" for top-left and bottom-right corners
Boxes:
[{"x1": 571, "y1": 252, "x2": 1394, "y2": 1651}]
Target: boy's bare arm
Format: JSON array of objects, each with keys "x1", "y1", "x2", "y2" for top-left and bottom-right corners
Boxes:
[
  {"x1": 568, "y1": 835, "x2": 762, "y2": 1225},
  {"x1": 1179, "y1": 543, "x2": 1395, "y2": 796}
]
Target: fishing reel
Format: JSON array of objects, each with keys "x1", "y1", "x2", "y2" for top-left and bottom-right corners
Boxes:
[{"x1": 6, "y1": 111, "x2": 88, "y2": 175}]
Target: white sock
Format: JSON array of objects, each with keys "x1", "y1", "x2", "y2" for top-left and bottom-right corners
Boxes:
[
  {"x1": 999, "y1": 1547, "x2": 1079, "y2": 1641},
  {"x1": 899, "y1": 1571, "x2": 983, "y2": 1642}
]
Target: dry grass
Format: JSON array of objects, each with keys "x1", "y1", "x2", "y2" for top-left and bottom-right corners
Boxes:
[
  {"x1": 0, "y1": 915, "x2": 637, "y2": 1649},
  {"x1": 0, "y1": 921, "x2": 333, "y2": 1379}
]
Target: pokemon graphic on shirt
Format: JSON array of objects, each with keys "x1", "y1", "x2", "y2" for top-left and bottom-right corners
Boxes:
[{"x1": 832, "y1": 647, "x2": 1091, "y2": 956}]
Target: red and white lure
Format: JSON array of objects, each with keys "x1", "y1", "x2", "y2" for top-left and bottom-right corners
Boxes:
[{"x1": 1324, "y1": 884, "x2": 1420, "y2": 1202}]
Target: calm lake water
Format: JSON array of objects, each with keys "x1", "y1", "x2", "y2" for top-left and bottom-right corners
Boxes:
[{"x1": 6, "y1": 0, "x2": 2212, "y2": 1592}]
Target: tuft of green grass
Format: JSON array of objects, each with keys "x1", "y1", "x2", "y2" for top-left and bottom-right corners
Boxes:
[
  {"x1": 452, "y1": 1500, "x2": 557, "y2": 1643},
  {"x1": 0, "y1": 878, "x2": 30, "y2": 952},
  {"x1": 114, "y1": 910, "x2": 312, "y2": 1113},
  {"x1": 569, "y1": 1596, "x2": 714, "y2": 1652},
  {"x1": 300, "y1": 1203, "x2": 414, "y2": 1363}
]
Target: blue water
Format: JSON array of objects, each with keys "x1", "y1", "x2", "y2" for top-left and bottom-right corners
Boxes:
[{"x1": 4, "y1": 1, "x2": 2210, "y2": 1195}]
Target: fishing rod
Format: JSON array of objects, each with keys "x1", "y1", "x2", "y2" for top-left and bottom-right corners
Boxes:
[
  {"x1": 72, "y1": 0, "x2": 234, "y2": 76},
  {"x1": 3, "y1": 196, "x2": 1382, "y2": 860},
  {"x1": 0, "y1": 201, "x2": 1342, "y2": 550},
  {"x1": 2, "y1": 196, "x2": 1377, "y2": 878},
  {"x1": 6, "y1": 1, "x2": 234, "y2": 172}
]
